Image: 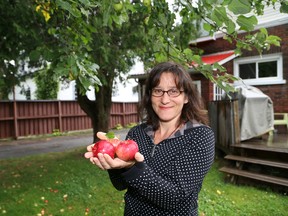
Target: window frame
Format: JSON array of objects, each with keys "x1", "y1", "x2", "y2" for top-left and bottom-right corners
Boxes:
[
  {"x1": 213, "y1": 84, "x2": 225, "y2": 101},
  {"x1": 233, "y1": 53, "x2": 285, "y2": 85},
  {"x1": 193, "y1": 80, "x2": 201, "y2": 94}
]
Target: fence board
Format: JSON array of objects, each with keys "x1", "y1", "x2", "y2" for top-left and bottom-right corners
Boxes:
[
  {"x1": 0, "y1": 101, "x2": 139, "y2": 139},
  {"x1": 208, "y1": 100, "x2": 240, "y2": 154}
]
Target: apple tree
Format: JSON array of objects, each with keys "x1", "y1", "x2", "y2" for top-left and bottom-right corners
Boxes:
[
  {"x1": 34, "y1": 0, "x2": 201, "y2": 141},
  {"x1": 1, "y1": 0, "x2": 287, "y2": 141}
]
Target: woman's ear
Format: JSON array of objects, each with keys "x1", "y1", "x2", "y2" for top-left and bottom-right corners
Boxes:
[{"x1": 184, "y1": 96, "x2": 188, "y2": 104}]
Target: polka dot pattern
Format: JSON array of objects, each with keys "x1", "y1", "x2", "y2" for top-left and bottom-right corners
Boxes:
[{"x1": 108, "y1": 122, "x2": 215, "y2": 216}]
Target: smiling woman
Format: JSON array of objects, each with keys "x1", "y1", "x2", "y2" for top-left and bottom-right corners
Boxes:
[{"x1": 85, "y1": 61, "x2": 215, "y2": 216}]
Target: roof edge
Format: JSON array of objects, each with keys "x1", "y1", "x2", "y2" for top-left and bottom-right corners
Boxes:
[{"x1": 190, "y1": 17, "x2": 288, "y2": 44}]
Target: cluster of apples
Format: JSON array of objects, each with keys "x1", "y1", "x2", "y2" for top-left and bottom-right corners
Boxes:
[{"x1": 92, "y1": 132, "x2": 139, "y2": 161}]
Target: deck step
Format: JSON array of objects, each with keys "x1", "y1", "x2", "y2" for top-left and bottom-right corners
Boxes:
[
  {"x1": 219, "y1": 166, "x2": 288, "y2": 187},
  {"x1": 232, "y1": 143, "x2": 288, "y2": 153},
  {"x1": 225, "y1": 155, "x2": 288, "y2": 169}
]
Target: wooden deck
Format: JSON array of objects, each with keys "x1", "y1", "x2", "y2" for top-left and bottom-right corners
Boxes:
[
  {"x1": 219, "y1": 133, "x2": 288, "y2": 190},
  {"x1": 232, "y1": 133, "x2": 288, "y2": 153}
]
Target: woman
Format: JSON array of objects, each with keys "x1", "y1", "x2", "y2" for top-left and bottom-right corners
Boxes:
[{"x1": 85, "y1": 61, "x2": 215, "y2": 215}]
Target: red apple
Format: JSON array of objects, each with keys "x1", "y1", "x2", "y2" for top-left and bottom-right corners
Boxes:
[
  {"x1": 115, "y1": 139, "x2": 139, "y2": 161},
  {"x1": 108, "y1": 138, "x2": 121, "y2": 147},
  {"x1": 92, "y1": 140, "x2": 115, "y2": 159},
  {"x1": 96, "y1": 131, "x2": 120, "y2": 147}
]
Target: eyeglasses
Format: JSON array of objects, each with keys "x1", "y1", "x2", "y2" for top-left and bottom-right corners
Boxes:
[{"x1": 151, "y1": 88, "x2": 184, "y2": 97}]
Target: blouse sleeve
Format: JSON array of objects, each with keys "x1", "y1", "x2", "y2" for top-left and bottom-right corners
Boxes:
[{"x1": 107, "y1": 169, "x2": 128, "y2": 191}]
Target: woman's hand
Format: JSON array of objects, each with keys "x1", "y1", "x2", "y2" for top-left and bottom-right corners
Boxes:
[{"x1": 84, "y1": 144, "x2": 144, "y2": 170}]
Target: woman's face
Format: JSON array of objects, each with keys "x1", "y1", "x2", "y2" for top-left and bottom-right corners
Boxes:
[{"x1": 151, "y1": 72, "x2": 188, "y2": 123}]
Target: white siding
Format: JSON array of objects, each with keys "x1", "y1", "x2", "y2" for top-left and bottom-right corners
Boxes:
[{"x1": 256, "y1": 3, "x2": 288, "y2": 28}]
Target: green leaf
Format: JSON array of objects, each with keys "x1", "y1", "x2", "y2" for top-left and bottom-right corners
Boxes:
[
  {"x1": 223, "y1": 35, "x2": 233, "y2": 43},
  {"x1": 125, "y1": 3, "x2": 136, "y2": 13},
  {"x1": 259, "y1": 27, "x2": 268, "y2": 35},
  {"x1": 80, "y1": 7, "x2": 90, "y2": 18},
  {"x1": 155, "y1": 52, "x2": 168, "y2": 63},
  {"x1": 103, "y1": 5, "x2": 112, "y2": 27},
  {"x1": 29, "y1": 50, "x2": 41, "y2": 61},
  {"x1": 78, "y1": 0, "x2": 91, "y2": 5},
  {"x1": 80, "y1": 35, "x2": 89, "y2": 45},
  {"x1": 212, "y1": 62, "x2": 226, "y2": 72},
  {"x1": 228, "y1": 0, "x2": 251, "y2": 15},
  {"x1": 89, "y1": 63, "x2": 100, "y2": 72},
  {"x1": 148, "y1": 28, "x2": 156, "y2": 37},
  {"x1": 56, "y1": 0, "x2": 81, "y2": 17},
  {"x1": 280, "y1": 2, "x2": 288, "y2": 13},
  {"x1": 67, "y1": 55, "x2": 76, "y2": 67},
  {"x1": 237, "y1": 15, "x2": 258, "y2": 31},
  {"x1": 78, "y1": 76, "x2": 91, "y2": 92},
  {"x1": 48, "y1": 27, "x2": 56, "y2": 35},
  {"x1": 106, "y1": 131, "x2": 115, "y2": 139},
  {"x1": 211, "y1": 6, "x2": 228, "y2": 26},
  {"x1": 225, "y1": 19, "x2": 236, "y2": 34},
  {"x1": 217, "y1": 6, "x2": 228, "y2": 21},
  {"x1": 206, "y1": 0, "x2": 219, "y2": 4},
  {"x1": 203, "y1": 22, "x2": 212, "y2": 32},
  {"x1": 191, "y1": 55, "x2": 202, "y2": 65},
  {"x1": 183, "y1": 48, "x2": 194, "y2": 61},
  {"x1": 158, "y1": 13, "x2": 167, "y2": 26},
  {"x1": 266, "y1": 35, "x2": 281, "y2": 47}
]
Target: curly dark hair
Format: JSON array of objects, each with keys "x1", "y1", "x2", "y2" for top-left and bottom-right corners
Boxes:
[{"x1": 139, "y1": 61, "x2": 208, "y2": 130}]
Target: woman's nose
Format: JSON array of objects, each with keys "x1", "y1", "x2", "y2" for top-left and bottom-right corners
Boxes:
[{"x1": 160, "y1": 92, "x2": 170, "y2": 103}]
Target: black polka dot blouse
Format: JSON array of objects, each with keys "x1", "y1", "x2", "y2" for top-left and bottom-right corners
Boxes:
[{"x1": 108, "y1": 121, "x2": 215, "y2": 216}]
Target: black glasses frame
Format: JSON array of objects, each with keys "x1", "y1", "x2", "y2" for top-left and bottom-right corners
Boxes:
[{"x1": 151, "y1": 88, "x2": 184, "y2": 97}]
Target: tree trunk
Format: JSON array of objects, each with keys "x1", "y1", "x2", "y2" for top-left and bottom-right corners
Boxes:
[{"x1": 77, "y1": 82, "x2": 113, "y2": 143}]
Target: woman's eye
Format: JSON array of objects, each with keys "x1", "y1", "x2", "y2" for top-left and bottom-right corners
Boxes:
[{"x1": 170, "y1": 89, "x2": 178, "y2": 94}]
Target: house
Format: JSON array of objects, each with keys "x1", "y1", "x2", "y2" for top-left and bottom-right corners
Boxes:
[
  {"x1": 8, "y1": 64, "x2": 141, "y2": 103},
  {"x1": 192, "y1": 4, "x2": 288, "y2": 133},
  {"x1": 129, "y1": 4, "x2": 288, "y2": 188},
  {"x1": 131, "y1": 4, "x2": 288, "y2": 133},
  {"x1": 193, "y1": 5, "x2": 288, "y2": 189},
  {"x1": 190, "y1": 4, "x2": 288, "y2": 137}
]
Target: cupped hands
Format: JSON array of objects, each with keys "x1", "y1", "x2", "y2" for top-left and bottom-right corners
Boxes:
[{"x1": 84, "y1": 144, "x2": 144, "y2": 170}]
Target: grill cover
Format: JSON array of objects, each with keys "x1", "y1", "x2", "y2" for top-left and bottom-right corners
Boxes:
[{"x1": 227, "y1": 85, "x2": 274, "y2": 141}]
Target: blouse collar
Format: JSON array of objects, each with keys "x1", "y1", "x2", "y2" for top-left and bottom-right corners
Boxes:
[{"x1": 144, "y1": 120, "x2": 202, "y2": 141}]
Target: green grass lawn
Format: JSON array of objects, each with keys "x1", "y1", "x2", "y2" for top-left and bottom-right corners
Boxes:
[{"x1": 0, "y1": 147, "x2": 287, "y2": 216}]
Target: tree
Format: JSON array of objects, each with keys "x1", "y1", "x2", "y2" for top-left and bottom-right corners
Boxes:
[
  {"x1": 0, "y1": 0, "x2": 52, "y2": 99},
  {"x1": 1, "y1": 0, "x2": 287, "y2": 141},
  {"x1": 34, "y1": 68, "x2": 59, "y2": 100},
  {"x1": 34, "y1": 0, "x2": 199, "y2": 141}
]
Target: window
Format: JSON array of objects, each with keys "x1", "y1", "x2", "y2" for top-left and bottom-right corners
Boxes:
[
  {"x1": 193, "y1": 80, "x2": 201, "y2": 94},
  {"x1": 213, "y1": 84, "x2": 225, "y2": 101},
  {"x1": 234, "y1": 53, "x2": 285, "y2": 85}
]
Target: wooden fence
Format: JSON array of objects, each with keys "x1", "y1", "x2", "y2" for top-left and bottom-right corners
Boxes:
[
  {"x1": 208, "y1": 99, "x2": 240, "y2": 154},
  {"x1": 0, "y1": 100, "x2": 139, "y2": 140}
]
